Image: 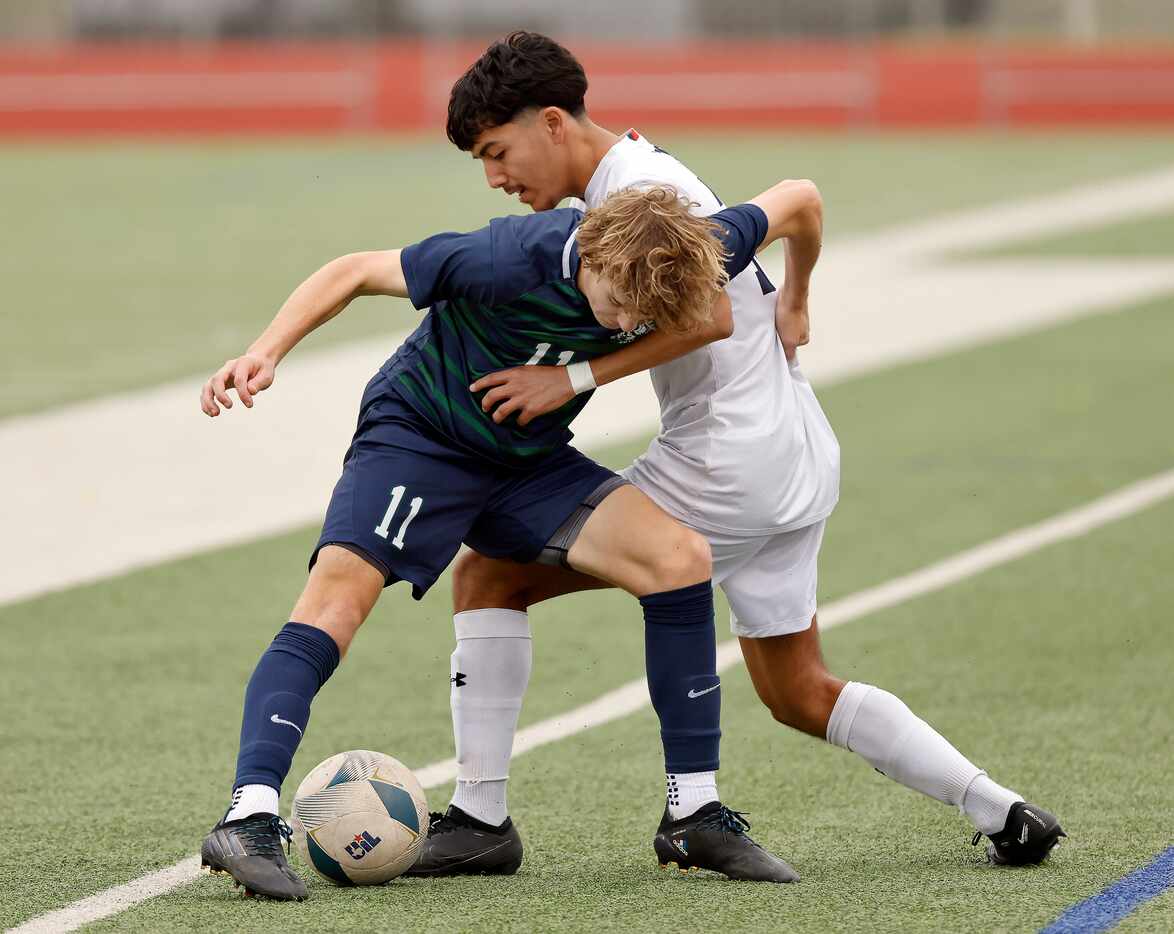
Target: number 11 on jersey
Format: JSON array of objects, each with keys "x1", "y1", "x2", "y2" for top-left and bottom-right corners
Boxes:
[
  {"x1": 374, "y1": 485, "x2": 423, "y2": 549},
  {"x1": 525, "y1": 342, "x2": 575, "y2": 366}
]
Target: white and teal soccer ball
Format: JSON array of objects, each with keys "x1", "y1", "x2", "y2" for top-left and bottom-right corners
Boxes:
[{"x1": 290, "y1": 750, "x2": 428, "y2": 886}]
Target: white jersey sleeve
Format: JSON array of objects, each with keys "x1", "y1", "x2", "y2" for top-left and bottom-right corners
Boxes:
[{"x1": 582, "y1": 130, "x2": 839, "y2": 536}]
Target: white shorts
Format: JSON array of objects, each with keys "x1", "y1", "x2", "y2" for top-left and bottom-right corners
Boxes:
[{"x1": 709, "y1": 520, "x2": 826, "y2": 639}]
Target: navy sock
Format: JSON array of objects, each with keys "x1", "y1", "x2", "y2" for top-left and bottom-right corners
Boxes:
[
  {"x1": 233, "y1": 622, "x2": 341, "y2": 791},
  {"x1": 640, "y1": 581, "x2": 720, "y2": 773}
]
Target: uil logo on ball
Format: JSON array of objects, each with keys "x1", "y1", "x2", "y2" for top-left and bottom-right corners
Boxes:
[{"x1": 344, "y1": 830, "x2": 383, "y2": 860}]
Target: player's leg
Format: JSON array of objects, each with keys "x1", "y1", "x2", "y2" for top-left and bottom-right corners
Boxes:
[
  {"x1": 727, "y1": 521, "x2": 1065, "y2": 865},
  {"x1": 201, "y1": 546, "x2": 383, "y2": 900},
  {"x1": 443, "y1": 453, "x2": 795, "y2": 882},
  {"x1": 229, "y1": 546, "x2": 383, "y2": 816},
  {"x1": 439, "y1": 486, "x2": 722, "y2": 838},
  {"x1": 406, "y1": 554, "x2": 608, "y2": 877},
  {"x1": 203, "y1": 383, "x2": 492, "y2": 898},
  {"x1": 447, "y1": 554, "x2": 604, "y2": 823},
  {"x1": 563, "y1": 482, "x2": 797, "y2": 882}
]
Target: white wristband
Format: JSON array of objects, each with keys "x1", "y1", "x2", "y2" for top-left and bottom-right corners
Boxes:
[{"x1": 566, "y1": 360, "x2": 597, "y2": 395}]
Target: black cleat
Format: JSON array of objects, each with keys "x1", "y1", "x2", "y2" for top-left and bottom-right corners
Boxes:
[
  {"x1": 653, "y1": 802, "x2": 799, "y2": 883},
  {"x1": 403, "y1": 805, "x2": 523, "y2": 877},
  {"x1": 201, "y1": 812, "x2": 307, "y2": 900},
  {"x1": 975, "y1": 800, "x2": 1066, "y2": 866}
]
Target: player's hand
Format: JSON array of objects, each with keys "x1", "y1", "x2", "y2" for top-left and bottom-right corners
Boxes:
[
  {"x1": 470, "y1": 365, "x2": 575, "y2": 426},
  {"x1": 200, "y1": 353, "x2": 276, "y2": 417},
  {"x1": 776, "y1": 289, "x2": 810, "y2": 362}
]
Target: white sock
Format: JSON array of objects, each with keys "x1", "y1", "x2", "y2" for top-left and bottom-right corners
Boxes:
[
  {"x1": 961, "y1": 773, "x2": 1024, "y2": 835},
  {"x1": 666, "y1": 771, "x2": 719, "y2": 820},
  {"x1": 225, "y1": 783, "x2": 279, "y2": 822},
  {"x1": 448, "y1": 609, "x2": 531, "y2": 826},
  {"x1": 826, "y1": 681, "x2": 1021, "y2": 834},
  {"x1": 451, "y1": 780, "x2": 509, "y2": 828}
]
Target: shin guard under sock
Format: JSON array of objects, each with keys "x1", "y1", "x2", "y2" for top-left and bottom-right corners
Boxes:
[
  {"x1": 640, "y1": 581, "x2": 721, "y2": 774},
  {"x1": 233, "y1": 622, "x2": 340, "y2": 793}
]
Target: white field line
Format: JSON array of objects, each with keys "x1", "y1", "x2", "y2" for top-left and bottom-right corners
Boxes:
[
  {"x1": 839, "y1": 163, "x2": 1174, "y2": 261},
  {"x1": 5, "y1": 164, "x2": 1174, "y2": 608},
  {"x1": 10, "y1": 464, "x2": 1174, "y2": 934}
]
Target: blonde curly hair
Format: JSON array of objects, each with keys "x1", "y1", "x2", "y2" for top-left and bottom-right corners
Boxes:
[{"x1": 577, "y1": 186, "x2": 730, "y2": 333}]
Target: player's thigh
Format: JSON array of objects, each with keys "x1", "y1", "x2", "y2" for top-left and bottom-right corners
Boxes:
[
  {"x1": 452, "y1": 548, "x2": 609, "y2": 612},
  {"x1": 468, "y1": 444, "x2": 698, "y2": 599},
  {"x1": 719, "y1": 520, "x2": 826, "y2": 639},
  {"x1": 567, "y1": 484, "x2": 711, "y2": 597}
]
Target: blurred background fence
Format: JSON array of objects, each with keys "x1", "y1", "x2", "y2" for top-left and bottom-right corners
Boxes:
[{"x1": 1, "y1": 0, "x2": 1173, "y2": 134}]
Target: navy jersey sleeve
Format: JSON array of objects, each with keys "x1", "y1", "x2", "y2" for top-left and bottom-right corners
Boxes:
[
  {"x1": 710, "y1": 203, "x2": 770, "y2": 279},
  {"x1": 400, "y1": 225, "x2": 496, "y2": 310}
]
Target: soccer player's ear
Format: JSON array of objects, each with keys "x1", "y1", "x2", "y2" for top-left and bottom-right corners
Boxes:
[{"x1": 543, "y1": 107, "x2": 566, "y2": 144}]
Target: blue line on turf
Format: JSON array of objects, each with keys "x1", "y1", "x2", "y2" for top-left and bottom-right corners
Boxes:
[{"x1": 1039, "y1": 847, "x2": 1174, "y2": 933}]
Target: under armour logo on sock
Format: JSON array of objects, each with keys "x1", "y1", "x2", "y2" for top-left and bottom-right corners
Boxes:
[{"x1": 451, "y1": 672, "x2": 467, "y2": 687}]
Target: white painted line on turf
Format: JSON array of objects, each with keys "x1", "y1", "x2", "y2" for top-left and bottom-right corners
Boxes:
[
  {"x1": 3, "y1": 165, "x2": 1174, "y2": 608},
  {"x1": 839, "y1": 163, "x2": 1174, "y2": 260},
  {"x1": 8, "y1": 857, "x2": 203, "y2": 934},
  {"x1": 12, "y1": 464, "x2": 1174, "y2": 934},
  {"x1": 812, "y1": 467, "x2": 1174, "y2": 629}
]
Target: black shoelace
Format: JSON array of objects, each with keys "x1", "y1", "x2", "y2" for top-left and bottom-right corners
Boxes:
[
  {"x1": 238, "y1": 814, "x2": 294, "y2": 856},
  {"x1": 426, "y1": 811, "x2": 457, "y2": 836},
  {"x1": 696, "y1": 806, "x2": 752, "y2": 836}
]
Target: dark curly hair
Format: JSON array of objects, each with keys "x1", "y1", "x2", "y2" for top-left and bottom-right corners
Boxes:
[{"x1": 447, "y1": 31, "x2": 588, "y2": 151}]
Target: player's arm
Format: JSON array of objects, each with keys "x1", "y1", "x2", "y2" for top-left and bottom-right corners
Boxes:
[
  {"x1": 200, "y1": 250, "x2": 405, "y2": 416},
  {"x1": 748, "y1": 179, "x2": 823, "y2": 361},
  {"x1": 470, "y1": 292, "x2": 733, "y2": 426}
]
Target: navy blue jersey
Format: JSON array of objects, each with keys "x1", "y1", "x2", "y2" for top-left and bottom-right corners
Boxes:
[{"x1": 382, "y1": 203, "x2": 768, "y2": 466}]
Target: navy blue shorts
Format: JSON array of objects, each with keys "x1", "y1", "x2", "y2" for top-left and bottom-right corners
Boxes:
[{"x1": 311, "y1": 374, "x2": 619, "y2": 598}]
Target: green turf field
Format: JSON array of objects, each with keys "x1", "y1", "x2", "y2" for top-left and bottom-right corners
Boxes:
[
  {"x1": 3, "y1": 133, "x2": 1173, "y2": 933},
  {"x1": 4, "y1": 296, "x2": 1174, "y2": 931}
]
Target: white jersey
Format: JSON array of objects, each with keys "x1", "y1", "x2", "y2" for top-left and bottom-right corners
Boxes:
[{"x1": 582, "y1": 130, "x2": 840, "y2": 536}]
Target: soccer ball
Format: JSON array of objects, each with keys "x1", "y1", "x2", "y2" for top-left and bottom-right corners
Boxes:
[{"x1": 290, "y1": 750, "x2": 428, "y2": 886}]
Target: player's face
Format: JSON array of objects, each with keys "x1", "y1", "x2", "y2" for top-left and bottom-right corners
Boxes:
[
  {"x1": 470, "y1": 109, "x2": 573, "y2": 212},
  {"x1": 578, "y1": 268, "x2": 645, "y2": 333}
]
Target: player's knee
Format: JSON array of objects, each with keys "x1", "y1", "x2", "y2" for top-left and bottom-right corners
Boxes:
[
  {"x1": 451, "y1": 549, "x2": 531, "y2": 613},
  {"x1": 293, "y1": 594, "x2": 366, "y2": 656},
  {"x1": 292, "y1": 548, "x2": 381, "y2": 655},
  {"x1": 648, "y1": 527, "x2": 712, "y2": 592}
]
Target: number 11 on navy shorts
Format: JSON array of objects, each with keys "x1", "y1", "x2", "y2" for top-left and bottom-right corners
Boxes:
[{"x1": 311, "y1": 374, "x2": 618, "y2": 598}]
